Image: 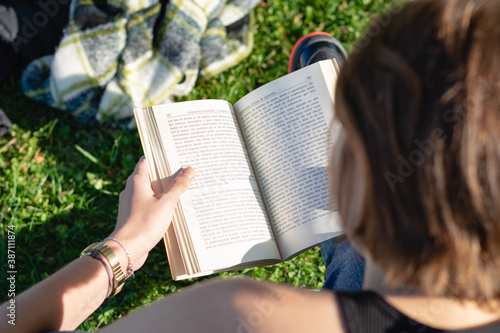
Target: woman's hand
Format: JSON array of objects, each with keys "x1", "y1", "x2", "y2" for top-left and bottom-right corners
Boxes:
[
  {"x1": 107, "y1": 157, "x2": 195, "y2": 272},
  {"x1": 0, "y1": 157, "x2": 194, "y2": 333}
]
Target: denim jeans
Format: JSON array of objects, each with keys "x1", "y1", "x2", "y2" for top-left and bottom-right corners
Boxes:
[{"x1": 320, "y1": 238, "x2": 365, "y2": 291}]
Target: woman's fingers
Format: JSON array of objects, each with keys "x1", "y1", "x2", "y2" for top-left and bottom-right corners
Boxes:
[{"x1": 127, "y1": 157, "x2": 195, "y2": 204}]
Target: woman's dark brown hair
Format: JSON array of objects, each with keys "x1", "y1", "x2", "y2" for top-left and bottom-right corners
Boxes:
[{"x1": 333, "y1": 0, "x2": 500, "y2": 303}]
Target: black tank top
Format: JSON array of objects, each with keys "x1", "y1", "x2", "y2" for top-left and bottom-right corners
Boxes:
[{"x1": 336, "y1": 291, "x2": 500, "y2": 333}]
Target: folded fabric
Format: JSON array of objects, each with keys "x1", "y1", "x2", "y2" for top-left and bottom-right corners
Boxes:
[
  {"x1": 21, "y1": 0, "x2": 259, "y2": 128},
  {"x1": 0, "y1": 0, "x2": 70, "y2": 83}
]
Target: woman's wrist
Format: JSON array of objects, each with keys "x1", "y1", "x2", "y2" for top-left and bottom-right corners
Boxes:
[
  {"x1": 107, "y1": 227, "x2": 151, "y2": 272},
  {"x1": 104, "y1": 237, "x2": 134, "y2": 278},
  {"x1": 81, "y1": 241, "x2": 127, "y2": 297},
  {"x1": 78, "y1": 255, "x2": 110, "y2": 301},
  {"x1": 103, "y1": 239, "x2": 131, "y2": 276}
]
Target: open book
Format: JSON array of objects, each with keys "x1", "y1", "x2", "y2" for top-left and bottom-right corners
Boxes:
[{"x1": 134, "y1": 60, "x2": 343, "y2": 280}]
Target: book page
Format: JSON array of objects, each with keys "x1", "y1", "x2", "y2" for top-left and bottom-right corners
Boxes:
[
  {"x1": 234, "y1": 61, "x2": 343, "y2": 260},
  {"x1": 151, "y1": 100, "x2": 281, "y2": 272}
]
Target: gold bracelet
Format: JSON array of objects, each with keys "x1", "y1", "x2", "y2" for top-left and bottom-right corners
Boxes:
[
  {"x1": 81, "y1": 242, "x2": 126, "y2": 297},
  {"x1": 104, "y1": 237, "x2": 134, "y2": 279}
]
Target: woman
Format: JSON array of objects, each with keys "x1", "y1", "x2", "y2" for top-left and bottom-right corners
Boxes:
[{"x1": 2, "y1": 0, "x2": 500, "y2": 331}]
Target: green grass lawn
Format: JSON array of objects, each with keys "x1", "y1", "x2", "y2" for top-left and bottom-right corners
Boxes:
[{"x1": 1, "y1": 0, "x2": 398, "y2": 330}]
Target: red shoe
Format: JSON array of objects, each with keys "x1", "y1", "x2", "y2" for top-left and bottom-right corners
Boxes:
[{"x1": 288, "y1": 31, "x2": 348, "y2": 73}]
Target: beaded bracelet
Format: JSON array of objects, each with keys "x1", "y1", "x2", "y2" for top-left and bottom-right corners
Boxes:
[{"x1": 104, "y1": 237, "x2": 134, "y2": 279}]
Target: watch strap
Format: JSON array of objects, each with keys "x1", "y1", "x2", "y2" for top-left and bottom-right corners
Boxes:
[{"x1": 81, "y1": 242, "x2": 126, "y2": 297}]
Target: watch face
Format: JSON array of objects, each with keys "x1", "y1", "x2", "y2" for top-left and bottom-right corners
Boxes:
[{"x1": 81, "y1": 242, "x2": 100, "y2": 257}]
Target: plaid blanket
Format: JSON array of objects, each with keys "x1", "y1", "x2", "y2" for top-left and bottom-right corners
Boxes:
[{"x1": 21, "y1": 0, "x2": 259, "y2": 127}]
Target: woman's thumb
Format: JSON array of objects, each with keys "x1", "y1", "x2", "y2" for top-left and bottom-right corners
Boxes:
[{"x1": 162, "y1": 167, "x2": 195, "y2": 199}]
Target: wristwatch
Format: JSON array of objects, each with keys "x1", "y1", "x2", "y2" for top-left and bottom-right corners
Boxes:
[{"x1": 81, "y1": 242, "x2": 126, "y2": 297}]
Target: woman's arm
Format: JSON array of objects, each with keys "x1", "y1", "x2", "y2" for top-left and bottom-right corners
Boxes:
[
  {"x1": 99, "y1": 277, "x2": 345, "y2": 333},
  {"x1": 1, "y1": 256, "x2": 108, "y2": 333},
  {"x1": 0, "y1": 157, "x2": 195, "y2": 333}
]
